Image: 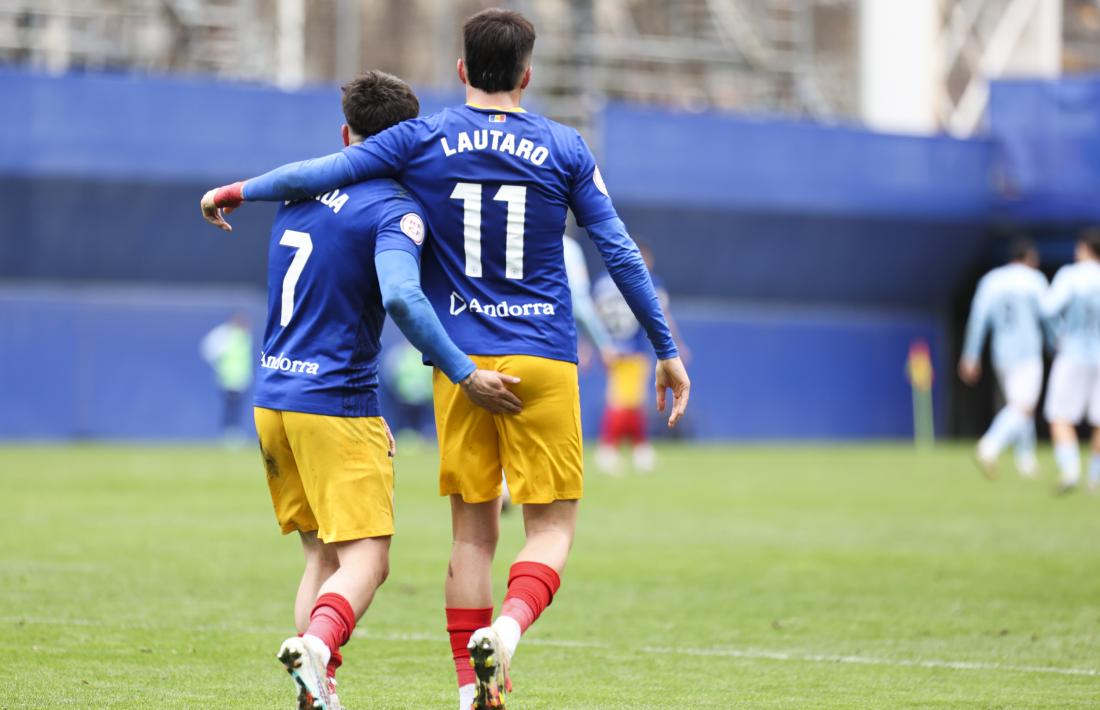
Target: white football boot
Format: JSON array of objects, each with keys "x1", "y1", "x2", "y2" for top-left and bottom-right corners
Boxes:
[
  {"x1": 277, "y1": 635, "x2": 333, "y2": 710},
  {"x1": 468, "y1": 627, "x2": 512, "y2": 709}
]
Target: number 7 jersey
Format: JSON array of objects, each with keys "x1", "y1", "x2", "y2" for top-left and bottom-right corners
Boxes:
[{"x1": 344, "y1": 104, "x2": 619, "y2": 363}]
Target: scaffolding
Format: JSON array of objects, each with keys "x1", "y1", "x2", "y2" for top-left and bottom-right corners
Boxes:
[{"x1": 1, "y1": 0, "x2": 1098, "y2": 134}]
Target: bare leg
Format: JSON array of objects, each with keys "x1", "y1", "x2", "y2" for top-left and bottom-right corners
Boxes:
[
  {"x1": 316, "y1": 536, "x2": 392, "y2": 619},
  {"x1": 281, "y1": 536, "x2": 389, "y2": 707},
  {"x1": 1050, "y1": 421, "x2": 1077, "y2": 447},
  {"x1": 515, "y1": 500, "x2": 578, "y2": 575},
  {"x1": 1050, "y1": 420, "x2": 1082, "y2": 488},
  {"x1": 446, "y1": 496, "x2": 501, "y2": 609},
  {"x1": 296, "y1": 531, "x2": 339, "y2": 633}
]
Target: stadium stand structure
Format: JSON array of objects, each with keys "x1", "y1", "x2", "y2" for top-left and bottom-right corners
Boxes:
[
  {"x1": 3, "y1": 68, "x2": 1099, "y2": 440},
  {"x1": 3, "y1": 0, "x2": 1100, "y2": 137}
]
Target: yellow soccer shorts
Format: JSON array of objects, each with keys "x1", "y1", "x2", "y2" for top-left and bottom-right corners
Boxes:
[
  {"x1": 607, "y1": 354, "x2": 651, "y2": 409},
  {"x1": 254, "y1": 407, "x2": 395, "y2": 543},
  {"x1": 433, "y1": 354, "x2": 583, "y2": 505}
]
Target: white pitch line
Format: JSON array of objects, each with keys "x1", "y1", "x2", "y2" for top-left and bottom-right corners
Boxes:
[
  {"x1": 637, "y1": 645, "x2": 1100, "y2": 678},
  {"x1": 4, "y1": 616, "x2": 1098, "y2": 679}
]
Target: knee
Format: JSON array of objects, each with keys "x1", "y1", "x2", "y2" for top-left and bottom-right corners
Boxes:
[{"x1": 454, "y1": 530, "x2": 499, "y2": 555}]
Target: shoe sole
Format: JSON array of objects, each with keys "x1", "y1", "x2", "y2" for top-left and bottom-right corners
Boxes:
[
  {"x1": 277, "y1": 642, "x2": 328, "y2": 710},
  {"x1": 972, "y1": 454, "x2": 997, "y2": 481},
  {"x1": 469, "y1": 637, "x2": 507, "y2": 710}
]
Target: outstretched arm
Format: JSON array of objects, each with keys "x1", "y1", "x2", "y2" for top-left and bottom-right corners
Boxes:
[
  {"x1": 201, "y1": 125, "x2": 411, "y2": 230},
  {"x1": 586, "y1": 216, "x2": 690, "y2": 426},
  {"x1": 375, "y1": 249, "x2": 522, "y2": 414}
]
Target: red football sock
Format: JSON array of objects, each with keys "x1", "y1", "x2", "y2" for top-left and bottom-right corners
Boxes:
[
  {"x1": 501, "y1": 562, "x2": 561, "y2": 633},
  {"x1": 446, "y1": 607, "x2": 493, "y2": 686},
  {"x1": 327, "y1": 648, "x2": 343, "y2": 679},
  {"x1": 305, "y1": 593, "x2": 356, "y2": 657}
]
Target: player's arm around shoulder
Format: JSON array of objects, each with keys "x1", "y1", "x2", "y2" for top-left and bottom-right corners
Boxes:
[
  {"x1": 200, "y1": 119, "x2": 418, "y2": 230},
  {"x1": 372, "y1": 205, "x2": 523, "y2": 415}
]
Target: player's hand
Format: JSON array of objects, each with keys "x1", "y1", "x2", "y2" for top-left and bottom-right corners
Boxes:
[
  {"x1": 381, "y1": 417, "x2": 396, "y2": 457},
  {"x1": 599, "y1": 345, "x2": 619, "y2": 369},
  {"x1": 200, "y1": 182, "x2": 245, "y2": 232},
  {"x1": 461, "y1": 369, "x2": 523, "y2": 414},
  {"x1": 577, "y1": 340, "x2": 594, "y2": 371},
  {"x1": 655, "y1": 356, "x2": 690, "y2": 428},
  {"x1": 957, "y1": 358, "x2": 981, "y2": 386}
]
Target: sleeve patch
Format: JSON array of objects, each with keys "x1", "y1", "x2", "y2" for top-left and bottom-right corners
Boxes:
[
  {"x1": 593, "y1": 166, "x2": 609, "y2": 196},
  {"x1": 400, "y1": 213, "x2": 425, "y2": 245}
]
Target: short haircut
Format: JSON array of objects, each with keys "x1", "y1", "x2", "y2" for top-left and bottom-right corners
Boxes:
[
  {"x1": 341, "y1": 71, "x2": 420, "y2": 140},
  {"x1": 462, "y1": 8, "x2": 536, "y2": 93},
  {"x1": 1008, "y1": 236, "x2": 1036, "y2": 263},
  {"x1": 1080, "y1": 227, "x2": 1100, "y2": 258}
]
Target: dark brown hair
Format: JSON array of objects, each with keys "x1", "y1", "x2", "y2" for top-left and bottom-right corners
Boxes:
[
  {"x1": 341, "y1": 70, "x2": 419, "y2": 139},
  {"x1": 1008, "y1": 236, "x2": 1036, "y2": 263},
  {"x1": 462, "y1": 8, "x2": 536, "y2": 93},
  {"x1": 1081, "y1": 227, "x2": 1100, "y2": 258}
]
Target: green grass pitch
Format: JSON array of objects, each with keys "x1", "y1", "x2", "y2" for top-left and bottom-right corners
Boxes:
[{"x1": 3, "y1": 442, "x2": 1100, "y2": 708}]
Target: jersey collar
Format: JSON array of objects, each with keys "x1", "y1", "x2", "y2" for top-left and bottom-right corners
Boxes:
[{"x1": 465, "y1": 102, "x2": 527, "y2": 113}]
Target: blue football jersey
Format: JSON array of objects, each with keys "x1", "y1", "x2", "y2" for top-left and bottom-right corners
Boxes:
[
  {"x1": 253, "y1": 179, "x2": 426, "y2": 417},
  {"x1": 342, "y1": 104, "x2": 619, "y2": 363},
  {"x1": 593, "y1": 272, "x2": 669, "y2": 356}
]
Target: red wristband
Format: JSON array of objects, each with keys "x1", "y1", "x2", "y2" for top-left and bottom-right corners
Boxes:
[{"x1": 212, "y1": 181, "x2": 245, "y2": 208}]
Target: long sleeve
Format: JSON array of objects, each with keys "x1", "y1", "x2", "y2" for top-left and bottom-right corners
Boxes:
[
  {"x1": 375, "y1": 249, "x2": 476, "y2": 384},
  {"x1": 961, "y1": 279, "x2": 991, "y2": 362},
  {"x1": 585, "y1": 216, "x2": 678, "y2": 359},
  {"x1": 242, "y1": 152, "x2": 359, "y2": 202},
  {"x1": 562, "y1": 237, "x2": 613, "y2": 351},
  {"x1": 242, "y1": 122, "x2": 413, "y2": 201}
]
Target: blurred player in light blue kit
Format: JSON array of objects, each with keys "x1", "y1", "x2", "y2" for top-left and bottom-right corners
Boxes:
[
  {"x1": 563, "y1": 233, "x2": 615, "y2": 364},
  {"x1": 1041, "y1": 229, "x2": 1100, "y2": 493},
  {"x1": 958, "y1": 237, "x2": 1048, "y2": 479}
]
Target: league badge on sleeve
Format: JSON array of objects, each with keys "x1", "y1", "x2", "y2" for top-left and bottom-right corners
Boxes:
[
  {"x1": 400, "y1": 213, "x2": 426, "y2": 245},
  {"x1": 593, "y1": 166, "x2": 609, "y2": 196}
]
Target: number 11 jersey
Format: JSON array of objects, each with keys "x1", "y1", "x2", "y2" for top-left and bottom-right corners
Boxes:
[{"x1": 344, "y1": 104, "x2": 618, "y2": 363}]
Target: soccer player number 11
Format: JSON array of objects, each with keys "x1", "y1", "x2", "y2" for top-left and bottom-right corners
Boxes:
[{"x1": 450, "y1": 181, "x2": 528, "y2": 280}]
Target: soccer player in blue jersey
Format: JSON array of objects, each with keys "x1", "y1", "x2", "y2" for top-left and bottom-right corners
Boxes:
[
  {"x1": 958, "y1": 238, "x2": 1048, "y2": 480},
  {"x1": 1042, "y1": 229, "x2": 1100, "y2": 494},
  {"x1": 201, "y1": 9, "x2": 691, "y2": 709},
  {"x1": 247, "y1": 71, "x2": 520, "y2": 710}
]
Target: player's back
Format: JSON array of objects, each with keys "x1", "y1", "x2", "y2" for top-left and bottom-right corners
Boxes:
[
  {"x1": 977, "y1": 263, "x2": 1047, "y2": 367},
  {"x1": 381, "y1": 104, "x2": 616, "y2": 363},
  {"x1": 1046, "y1": 260, "x2": 1100, "y2": 362},
  {"x1": 255, "y1": 179, "x2": 415, "y2": 417}
]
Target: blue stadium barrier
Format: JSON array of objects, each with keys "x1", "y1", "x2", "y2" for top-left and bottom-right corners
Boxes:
[
  {"x1": 0, "y1": 285, "x2": 944, "y2": 441},
  {"x1": 989, "y1": 75, "x2": 1100, "y2": 223},
  {"x1": 4, "y1": 68, "x2": 1095, "y2": 441},
  {"x1": 2, "y1": 69, "x2": 993, "y2": 309}
]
